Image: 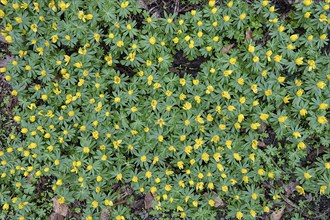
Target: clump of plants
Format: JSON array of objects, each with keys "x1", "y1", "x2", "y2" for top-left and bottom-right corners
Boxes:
[{"x1": 0, "y1": 0, "x2": 329, "y2": 219}]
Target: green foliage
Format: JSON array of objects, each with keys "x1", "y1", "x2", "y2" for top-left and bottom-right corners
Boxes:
[{"x1": 0, "y1": 0, "x2": 329, "y2": 219}]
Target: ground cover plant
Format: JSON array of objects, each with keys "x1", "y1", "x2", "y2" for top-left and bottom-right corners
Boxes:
[{"x1": 0, "y1": 0, "x2": 329, "y2": 219}]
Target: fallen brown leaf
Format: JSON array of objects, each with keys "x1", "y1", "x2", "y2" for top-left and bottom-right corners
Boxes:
[
  {"x1": 283, "y1": 181, "x2": 298, "y2": 196},
  {"x1": 258, "y1": 141, "x2": 267, "y2": 148},
  {"x1": 214, "y1": 196, "x2": 225, "y2": 208},
  {"x1": 100, "y1": 208, "x2": 110, "y2": 220},
  {"x1": 53, "y1": 197, "x2": 69, "y2": 217},
  {"x1": 221, "y1": 44, "x2": 235, "y2": 54},
  {"x1": 144, "y1": 192, "x2": 154, "y2": 209},
  {"x1": 49, "y1": 212, "x2": 64, "y2": 220},
  {"x1": 270, "y1": 207, "x2": 285, "y2": 220},
  {"x1": 136, "y1": 0, "x2": 148, "y2": 9},
  {"x1": 245, "y1": 30, "x2": 253, "y2": 40}
]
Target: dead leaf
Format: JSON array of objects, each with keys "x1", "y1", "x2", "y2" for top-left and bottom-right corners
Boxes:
[
  {"x1": 53, "y1": 197, "x2": 69, "y2": 217},
  {"x1": 100, "y1": 208, "x2": 110, "y2": 220},
  {"x1": 270, "y1": 207, "x2": 285, "y2": 220},
  {"x1": 304, "y1": 193, "x2": 313, "y2": 202},
  {"x1": 245, "y1": 30, "x2": 253, "y2": 40},
  {"x1": 221, "y1": 44, "x2": 235, "y2": 54},
  {"x1": 130, "y1": 198, "x2": 144, "y2": 210},
  {"x1": 283, "y1": 181, "x2": 298, "y2": 196},
  {"x1": 258, "y1": 141, "x2": 267, "y2": 148},
  {"x1": 137, "y1": 0, "x2": 148, "y2": 9},
  {"x1": 49, "y1": 212, "x2": 64, "y2": 220},
  {"x1": 0, "y1": 56, "x2": 14, "y2": 68},
  {"x1": 214, "y1": 196, "x2": 225, "y2": 208},
  {"x1": 144, "y1": 192, "x2": 154, "y2": 209}
]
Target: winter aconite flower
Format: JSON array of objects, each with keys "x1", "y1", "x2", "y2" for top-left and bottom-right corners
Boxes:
[
  {"x1": 278, "y1": 116, "x2": 288, "y2": 123},
  {"x1": 236, "y1": 211, "x2": 243, "y2": 220},
  {"x1": 296, "y1": 186, "x2": 305, "y2": 195},
  {"x1": 303, "y1": 0, "x2": 313, "y2": 6},
  {"x1": 317, "y1": 116, "x2": 328, "y2": 124}
]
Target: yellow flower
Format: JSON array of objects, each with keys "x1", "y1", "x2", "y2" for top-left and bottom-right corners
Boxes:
[
  {"x1": 93, "y1": 33, "x2": 100, "y2": 42},
  {"x1": 57, "y1": 196, "x2": 65, "y2": 204},
  {"x1": 58, "y1": 1, "x2": 70, "y2": 11},
  {"x1": 149, "y1": 36, "x2": 156, "y2": 45},
  {"x1": 317, "y1": 116, "x2": 328, "y2": 124},
  {"x1": 227, "y1": 1, "x2": 233, "y2": 7},
  {"x1": 211, "y1": 153, "x2": 220, "y2": 162},
  {"x1": 307, "y1": 60, "x2": 316, "y2": 71},
  {"x1": 0, "y1": 9, "x2": 5, "y2": 18},
  {"x1": 248, "y1": 44, "x2": 255, "y2": 53},
  {"x1": 223, "y1": 15, "x2": 230, "y2": 22},
  {"x1": 319, "y1": 103, "x2": 328, "y2": 110},
  {"x1": 266, "y1": 50, "x2": 272, "y2": 61},
  {"x1": 236, "y1": 211, "x2": 243, "y2": 220},
  {"x1": 304, "y1": 172, "x2": 312, "y2": 179},
  {"x1": 164, "y1": 185, "x2": 172, "y2": 191},
  {"x1": 194, "y1": 137, "x2": 204, "y2": 149},
  {"x1": 250, "y1": 209, "x2": 256, "y2": 217},
  {"x1": 115, "y1": 173, "x2": 122, "y2": 181},
  {"x1": 278, "y1": 116, "x2": 288, "y2": 123},
  {"x1": 229, "y1": 57, "x2": 236, "y2": 64},
  {"x1": 290, "y1": 34, "x2": 299, "y2": 41},
  {"x1": 268, "y1": 172, "x2": 275, "y2": 178},
  {"x1": 296, "y1": 88, "x2": 304, "y2": 97},
  {"x1": 183, "y1": 102, "x2": 192, "y2": 110},
  {"x1": 224, "y1": 70, "x2": 233, "y2": 76},
  {"x1": 260, "y1": 206, "x2": 269, "y2": 214},
  {"x1": 262, "y1": 1, "x2": 269, "y2": 6},
  {"x1": 320, "y1": 185, "x2": 327, "y2": 194},
  {"x1": 233, "y1": 153, "x2": 241, "y2": 161},
  {"x1": 237, "y1": 77, "x2": 244, "y2": 85},
  {"x1": 316, "y1": 81, "x2": 326, "y2": 89},
  {"x1": 287, "y1": 44, "x2": 295, "y2": 50},
  {"x1": 73, "y1": 62, "x2": 82, "y2": 68},
  {"x1": 297, "y1": 141, "x2": 306, "y2": 150},
  {"x1": 202, "y1": 152, "x2": 209, "y2": 162},
  {"x1": 274, "y1": 54, "x2": 282, "y2": 62},
  {"x1": 283, "y1": 95, "x2": 291, "y2": 104},
  {"x1": 208, "y1": 199, "x2": 215, "y2": 207},
  {"x1": 293, "y1": 131, "x2": 301, "y2": 138},
  {"x1": 319, "y1": 14, "x2": 327, "y2": 22},
  {"x1": 303, "y1": 0, "x2": 313, "y2": 6},
  {"x1": 116, "y1": 40, "x2": 124, "y2": 47},
  {"x1": 296, "y1": 186, "x2": 305, "y2": 196},
  {"x1": 92, "y1": 200, "x2": 98, "y2": 208},
  {"x1": 2, "y1": 203, "x2": 9, "y2": 210},
  {"x1": 320, "y1": 34, "x2": 327, "y2": 40},
  {"x1": 177, "y1": 161, "x2": 184, "y2": 169},
  {"x1": 253, "y1": 56, "x2": 259, "y2": 62},
  {"x1": 278, "y1": 25, "x2": 285, "y2": 32},
  {"x1": 237, "y1": 114, "x2": 244, "y2": 123},
  {"x1": 145, "y1": 171, "x2": 152, "y2": 178},
  {"x1": 295, "y1": 57, "x2": 304, "y2": 65},
  {"x1": 265, "y1": 90, "x2": 272, "y2": 96},
  {"x1": 250, "y1": 123, "x2": 261, "y2": 130},
  {"x1": 304, "y1": 11, "x2": 311, "y2": 18},
  {"x1": 258, "y1": 169, "x2": 265, "y2": 175},
  {"x1": 221, "y1": 91, "x2": 231, "y2": 99},
  {"x1": 5, "y1": 35, "x2": 13, "y2": 43},
  {"x1": 251, "y1": 84, "x2": 258, "y2": 93},
  {"x1": 121, "y1": 1, "x2": 129, "y2": 8}
]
